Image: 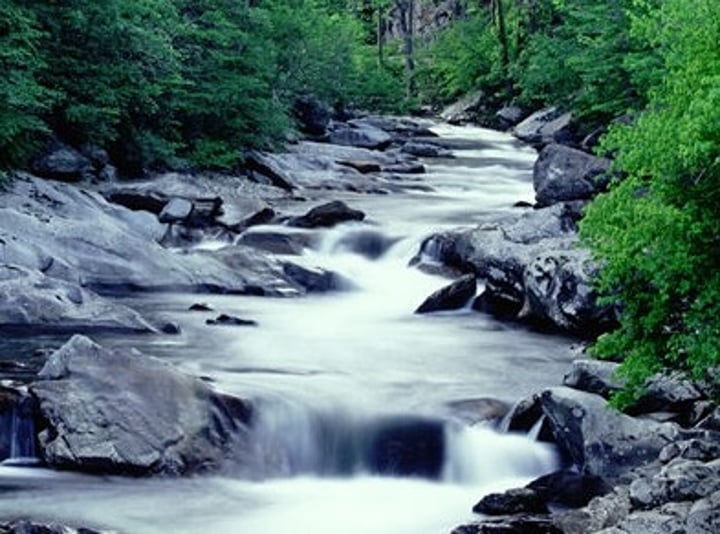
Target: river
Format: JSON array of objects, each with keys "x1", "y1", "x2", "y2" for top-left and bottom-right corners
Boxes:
[{"x1": 0, "y1": 124, "x2": 575, "y2": 533}]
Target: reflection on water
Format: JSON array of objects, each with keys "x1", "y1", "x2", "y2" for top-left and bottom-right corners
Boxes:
[{"x1": 0, "y1": 124, "x2": 573, "y2": 533}]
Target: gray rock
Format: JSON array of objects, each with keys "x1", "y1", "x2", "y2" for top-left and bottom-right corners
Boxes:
[
  {"x1": 351, "y1": 116, "x2": 437, "y2": 141},
  {"x1": 292, "y1": 95, "x2": 331, "y2": 136},
  {"x1": 236, "y1": 230, "x2": 311, "y2": 255},
  {"x1": 400, "y1": 141, "x2": 453, "y2": 158},
  {"x1": 444, "y1": 398, "x2": 511, "y2": 426},
  {"x1": 563, "y1": 359, "x2": 624, "y2": 398},
  {"x1": 513, "y1": 107, "x2": 574, "y2": 147},
  {"x1": 440, "y1": 90, "x2": 486, "y2": 125},
  {"x1": 415, "y1": 274, "x2": 476, "y2": 314},
  {"x1": 613, "y1": 508, "x2": 688, "y2": 534},
  {"x1": 472, "y1": 487, "x2": 548, "y2": 515},
  {"x1": 631, "y1": 371, "x2": 706, "y2": 415},
  {"x1": 495, "y1": 106, "x2": 528, "y2": 130},
  {"x1": 282, "y1": 262, "x2": 349, "y2": 293},
  {"x1": 687, "y1": 490, "x2": 720, "y2": 533},
  {"x1": 205, "y1": 314, "x2": 258, "y2": 327},
  {"x1": 289, "y1": 200, "x2": 365, "y2": 228},
  {"x1": 328, "y1": 122, "x2": 392, "y2": 150},
  {"x1": 659, "y1": 439, "x2": 720, "y2": 464},
  {"x1": 30, "y1": 335, "x2": 252, "y2": 475},
  {"x1": 0, "y1": 264, "x2": 154, "y2": 334},
  {"x1": 526, "y1": 469, "x2": 611, "y2": 508},
  {"x1": 0, "y1": 520, "x2": 106, "y2": 534},
  {"x1": 538, "y1": 387, "x2": 681, "y2": 479},
  {"x1": 554, "y1": 487, "x2": 632, "y2": 534},
  {"x1": 452, "y1": 515, "x2": 562, "y2": 534},
  {"x1": 629, "y1": 459, "x2": 720, "y2": 509},
  {"x1": 31, "y1": 144, "x2": 93, "y2": 182},
  {"x1": 158, "y1": 197, "x2": 193, "y2": 223},
  {"x1": 533, "y1": 144, "x2": 611, "y2": 207}
]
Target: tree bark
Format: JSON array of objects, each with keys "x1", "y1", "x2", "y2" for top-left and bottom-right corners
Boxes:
[{"x1": 397, "y1": 0, "x2": 415, "y2": 97}]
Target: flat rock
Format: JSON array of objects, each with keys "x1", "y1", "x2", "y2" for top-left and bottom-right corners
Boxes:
[
  {"x1": 0, "y1": 264, "x2": 154, "y2": 334},
  {"x1": 513, "y1": 107, "x2": 574, "y2": 147},
  {"x1": 30, "y1": 335, "x2": 253, "y2": 475}
]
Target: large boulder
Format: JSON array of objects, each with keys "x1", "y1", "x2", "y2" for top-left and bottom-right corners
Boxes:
[
  {"x1": 288, "y1": 200, "x2": 365, "y2": 228},
  {"x1": 440, "y1": 90, "x2": 486, "y2": 125},
  {"x1": 415, "y1": 274, "x2": 476, "y2": 314},
  {"x1": 328, "y1": 122, "x2": 393, "y2": 150},
  {"x1": 513, "y1": 107, "x2": 574, "y2": 147},
  {"x1": 0, "y1": 174, "x2": 285, "y2": 294},
  {"x1": 31, "y1": 143, "x2": 93, "y2": 182},
  {"x1": 538, "y1": 387, "x2": 681, "y2": 479},
  {"x1": 0, "y1": 265, "x2": 154, "y2": 334},
  {"x1": 533, "y1": 144, "x2": 612, "y2": 207},
  {"x1": 563, "y1": 359, "x2": 624, "y2": 398},
  {"x1": 0, "y1": 520, "x2": 105, "y2": 534},
  {"x1": 401, "y1": 141, "x2": 453, "y2": 158},
  {"x1": 29, "y1": 335, "x2": 253, "y2": 475},
  {"x1": 292, "y1": 95, "x2": 332, "y2": 136}
]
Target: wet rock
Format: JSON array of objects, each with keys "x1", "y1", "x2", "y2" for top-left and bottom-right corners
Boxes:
[
  {"x1": 444, "y1": 398, "x2": 511, "y2": 426},
  {"x1": 686, "y1": 490, "x2": 720, "y2": 533},
  {"x1": 160, "y1": 322, "x2": 181, "y2": 335},
  {"x1": 328, "y1": 122, "x2": 392, "y2": 150},
  {"x1": 205, "y1": 314, "x2": 258, "y2": 327},
  {"x1": 495, "y1": 106, "x2": 529, "y2": 130},
  {"x1": 282, "y1": 262, "x2": 348, "y2": 293},
  {"x1": 513, "y1": 107, "x2": 574, "y2": 148},
  {"x1": 349, "y1": 116, "x2": 437, "y2": 141},
  {"x1": 533, "y1": 144, "x2": 612, "y2": 207},
  {"x1": 337, "y1": 160, "x2": 382, "y2": 173},
  {"x1": 401, "y1": 141, "x2": 453, "y2": 158},
  {"x1": 31, "y1": 143, "x2": 93, "y2": 182},
  {"x1": 0, "y1": 264, "x2": 155, "y2": 334},
  {"x1": 330, "y1": 229, "x2": 400, "y2": 259},
  {"x1": 415, "y1": 274, "x2": 476, "y2": 314},
  {"x1": 563, "y1": 359, "x2": 624, "y2": 398},
  {"x1": 292, "y1": 94, "x2": 331, "y2": 136},
  {"x1": 526, "y1": 469, "x2": 612, "y2": 508},
  {"x1": 30, "y1": 335, "x2": 253, "y2": 475},
  {"x1": 382, "y1": 162, "x2": 426, "y2": 174},
  {"x1": 452, "y1": 515, "x2": 562, "y2": 534},
  {"x1": 538, "y1": 387, "x2": 681, "y2": 479},
  {"x1": 554, "y1": 487, "x2": 632, "y2": 534},
  {"x1": 367, "y1": 416, "x2": 444, "y2": 478},
  {"x1": 189, "y1": 303, "x2": 213, "y2": 312},
  {"x1": 630, "y1": 372, "x2": 706, "y2": 416},
  {"x1": 0, "y1": 520, "x2": 105, "y2": 534},
  {"x1": 158, "y1": 197, "x2": 193, "y2": 223},
  {"x1": 236, "y1": 230, "x2": 311, "y2": 256},
  {"x1": 289, "y1": 200, "x2": 365, "y2": 228},
  {"x1": 473, "y1": 487, "x2": 549, "y2": 515},
  {"x1": 104, "y1": 189, "x2": 168, "y2": 214}
]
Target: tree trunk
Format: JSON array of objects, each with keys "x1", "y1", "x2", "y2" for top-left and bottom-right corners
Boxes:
[
  {"x1": 397, "y1": 0, "x2": 415, "y2": 97},
  {"x1": 491, "y1": 0, "x2": 513, "y2": 99},
  {"x1": 376, "y1": 1, "x2": 385, "y2": 67}
]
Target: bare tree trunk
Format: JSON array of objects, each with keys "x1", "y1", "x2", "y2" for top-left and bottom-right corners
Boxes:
[
  {"x1": 491, "y1": 0, "x2": 513, "y2": 100},
  {"x1": 397, "y1": 0, "x2": 415, "y2": 97}
]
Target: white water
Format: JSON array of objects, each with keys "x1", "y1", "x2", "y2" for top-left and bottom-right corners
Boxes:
[{"x1": 0, "y1": 124, "x2": 574, "y2": 533}]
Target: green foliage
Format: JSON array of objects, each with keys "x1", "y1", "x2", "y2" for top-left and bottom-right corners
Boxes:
[
  {"x1": 581, "y1": 0, "x2": 720, "y2": 406},
  {"x1": 0, "y1": 1, "x2": 50, "y2": 168}
]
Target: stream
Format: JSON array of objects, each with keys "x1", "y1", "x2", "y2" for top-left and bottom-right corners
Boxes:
[{"x1": 0, "y1": 124, "x2": 576, "y2": 533}]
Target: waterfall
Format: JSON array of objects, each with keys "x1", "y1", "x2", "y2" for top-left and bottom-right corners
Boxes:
[{"x1": 1, "y1": 393, "x2": 38, "y2": 466}]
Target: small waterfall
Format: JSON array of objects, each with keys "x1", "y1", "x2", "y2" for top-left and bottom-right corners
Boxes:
[
  {"x1": 0, "y1": 390, "x2": 38, "y2": 466},
  {"x1": 249, "y1": 398, "x2": 557, "y2": 484}
]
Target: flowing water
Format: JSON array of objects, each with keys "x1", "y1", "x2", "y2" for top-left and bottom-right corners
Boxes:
[{"x1": 0, "y1": 124, "x2": 576, "y2": 533}]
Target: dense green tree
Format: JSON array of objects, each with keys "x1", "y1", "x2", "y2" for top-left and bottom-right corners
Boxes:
[
  {"x1": 0, "y1": 1, "x2": 49, "y2": 168},
  {"x1": 581, "y1": 0, "x2": 720, "y2": 405}
]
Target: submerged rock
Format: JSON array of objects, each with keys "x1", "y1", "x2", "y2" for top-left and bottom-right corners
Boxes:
[
  {"x1": 288, "y1": 200, "x2": 365, "y2": 228},
  {"x1": 205, "y1": 314, "x2": 258, "y2": 327},
  {"x1": 30, "y1": 335, "x2": 253, "y2": 475},
  {"x1": 415, "y1": 274, "x2": 476, "y2": 314}
]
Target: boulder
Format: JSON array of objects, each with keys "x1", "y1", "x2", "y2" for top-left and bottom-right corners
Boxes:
[
  {"x1": 328, "y1": 122, "x2": 393, "y2": 150},
  {"x1": 472, "y1": 488, "x2": 549, "y2": 515},
  {"x1": 687, "y1": 490, "x2": 720, "y2": 533},
  {"x1": 336, "y1": 160, "x2": 382, "y2": 174},
  {"x1": 538, "y1": 387, "x2": 681, "y2": 479},
  {"x1": 444, "y1": 398, "x2": 511, "y2": 426},
  {"x1": 0, "y1": 520, "x2": 105, "y2": 534},
  {"x1": 0, "y1": 264, "x2": 155, "y2": 334},
  {"x1": 554, "y1": 487, "x2": 632, "y2": 534},
  {"x1": 440, "y1": 90, "x2": 486, "y2": 125},
  {"x1": 563, "y1": 359, "x2": 624, "y2": 398},
  {"x1": 629, "y1": 459, "x2": 720, "y2": 509},
  {"x1": 401, "y1": 141, "x2": 453, "y2": 158},
  {"x1": 282, "y1": 262, "x2": 349, "y2": 293},
  {"x1": 29, "y1": 335, "x2": 253, "y2": 475},
  {"x1": 158, "y1": 197, "x2": 193, "y2": 223},
  {"x1": 452, "y1": 515, "x2": 562, "y2": 534},
  {"x1": 513, "y1": 107, "x2": 574, "y2": 147},
  {"x1": 292, "y1": 95, "x2": 332, "y2": 136},
  {"x1": 348, "y1": 116, "x2": 438, "y2": 141},
  {"x1": 330, "y1": 229, "x2": 400, "y2": 259},
  {"x1": 415, "y1": 274, "x2": 476, "y2": 314},
  {"x1": 289, "y1": 200, "x2": 365, "y2": 228},
  {"x1": 31, "y1": 143, "x2": 93, "y2": 182},
  {"x1": 630, "y1": 372, "x2": 706, "y2": 416},
  {"x1": 495, "y1": 106, "x2": 529, "y2": 130},
  {"x1": 526, "y1": 469, "x2": 612, "y2": 508},
  {"x1": 236, "y1": 230, "x2": 311, "y2": 255},
  {"x1": 533, "y1": 144, "x2": 611, "y2": 207}
]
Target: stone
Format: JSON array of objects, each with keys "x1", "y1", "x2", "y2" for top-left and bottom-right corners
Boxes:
[
  {"x1": 188, "y1": 303, "x2": 213, "y2": 312},
  {"x1": 686, "y1": 490, "x2": 720, "y2": 533},
  {"x1": 328, "y1": 122, "x2": 393, "y2": 150},
  {"x1": 472, "y1": 488, "x2": 549, "y2": 515},
  {"x1": 337, "y1": 160, "x2": 382, "y2": 173},
  {"x1": 563, "y1": 359, "x2": 624, "y2": 398},
  {"x1": 292, "y1": 94, "x2": 332, "y2": 136},
  {"x1": 452, "y1": 515, "x2": 562, "y2": 534},
  {"x1": 30, "y1": 335, "x2": 253, "y2": 475},
  {"x1": 415, "y1": 274, "x2": 476, "y2": 314},
  {"x1": 289, "y1": 200, "x2": 365, "y2": 228},
  {"x1": 158, "y1": 197, "x2": 193, "y2": 223},
  {"x1": 629, "y1": 459, "x2": 720, "y2": 509},
  {"x1": 160, "y1": 322, "x2": 181, "y2": 335},
  {"x1": 630, "y1": 371, "x2": 706, "y2": 415},
  {"x1": 236, "y1": 231, "x2": 311, "y2": 256},
  {"x1": 495, "y1": 106, "x2": 529, "y2": 130},
  {"x1": 440, "y1": 90, "x2": 486, "y2": 125},
  {"x1": 659, "y1": 438, "x2": 720, "y2": 464},
  {"x1": 513, "y1": 107, "x2": 574, "y2": 147},
  {"x1": 31, "y1": 143, "x2": 93, "y2": 182},
  {"x1": 526, "y1": 469, "x2": 612, "y2": 508},
  {"x1": 538, "y1": 387, "x2": 681, "y2": 479},
  {"x1": 0, "y1": 520, "x2": 105, "y2": 534},
  {"x1": 400, "y1": 141, "x2": 453, "y2": 158},
  {"x1": 282, "y1": 262, "x2": 348, "y2": 293},
  {"x1": 444, "y1": 398, "x2": 511, "y2": 426},
  {"x1": 533, "y1": 144, "x2": 612, "y2": 207},
  {"x1": 0, "y1": 264, "x2": 155, "y2": 334},
  {"x1": 330, "y1": 229, "x2": 400, "y2": 259},
  {"x1": 554, "y1": 487, "x2": 632, "y2": 534},
  {"x1": 205, "y1": 314, "x2": 258, "y2": 327}
]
